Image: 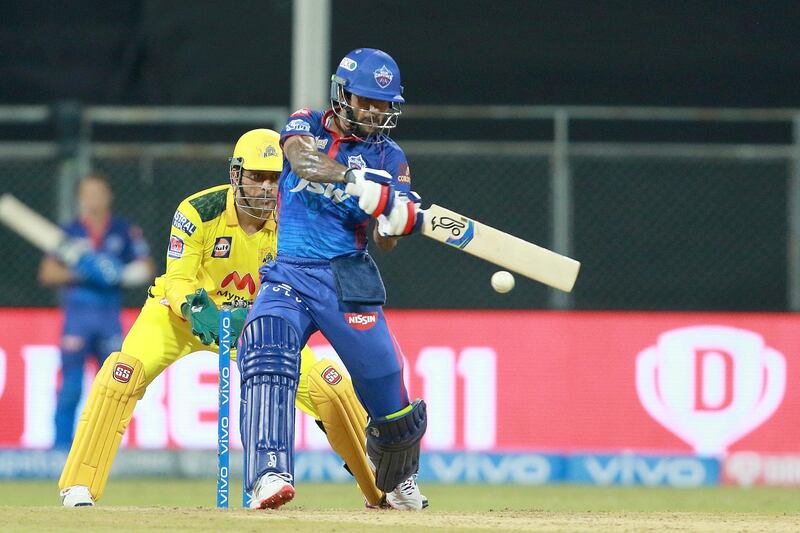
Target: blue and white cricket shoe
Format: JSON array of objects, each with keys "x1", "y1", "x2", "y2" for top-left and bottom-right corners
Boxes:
[
  {"x1": 385, "y1": 474, "x2": 428, "y2": 511},
  {"x1": 250, "y1": 472, "x2": 295, "y2": 510}
]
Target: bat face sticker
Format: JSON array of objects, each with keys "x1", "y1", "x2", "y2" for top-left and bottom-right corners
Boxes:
[
  {"x1": 431, "y1": 216, "x2": 466, "y2": 237},
  {"x1": 431, "y1": 215, "x2": 474, "y2": 249}
]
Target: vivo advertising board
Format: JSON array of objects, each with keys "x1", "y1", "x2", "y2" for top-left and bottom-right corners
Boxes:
[{"x1": 0, "y1": 309, "x2": 797, "y2": 485}]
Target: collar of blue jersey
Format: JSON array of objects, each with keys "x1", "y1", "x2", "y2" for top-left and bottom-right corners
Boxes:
[{"x1": 322, "y1": 109, "x2": 358, "y2": 142}]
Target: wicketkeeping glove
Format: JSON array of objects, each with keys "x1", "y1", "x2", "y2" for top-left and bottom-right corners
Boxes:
[
  {"x1": 377, "y1": 191, "x2": 424, "y2": 237},
  {"x1": 344, "y1": 167, "x2": 395, "y2": 218},
  {"x1": 181, "y1": 288, "x2": 220, "y2": 345}
]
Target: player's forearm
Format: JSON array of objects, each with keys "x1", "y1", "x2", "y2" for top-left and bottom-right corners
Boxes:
[
  {"x1": 284, "y1": 136, "x2": 348, "y2": 184},
  {"x1": 121, "y1": 258, "x2": 156, "y2": 287},
  {"x1": 372, "y1": 225, "x2": 399, "y2": 252},
  {"x1": 38, "y1": 257, "x2": 75, "y2": 286},
  {"x1": 165, "y1": 278, "x2": 197, "y2": 317},
  {"x1": 164, "y1": 259, "x2": 201, "y2": 316}
]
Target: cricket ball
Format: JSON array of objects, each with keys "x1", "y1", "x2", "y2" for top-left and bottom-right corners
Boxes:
[{"x1": 491, "y1": 270, "x2": 515, "y2": 293}]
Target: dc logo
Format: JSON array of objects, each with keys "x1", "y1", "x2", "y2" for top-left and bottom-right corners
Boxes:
[
  {"x1": 373, "y1": 65, "x2": 393, "y2": 88},
  {"x1": 113, "y1": 363, "x2": 133, "y2": 384},
  {"x1": 347, "y1": 154, "x2": 366, "y2": 170}
]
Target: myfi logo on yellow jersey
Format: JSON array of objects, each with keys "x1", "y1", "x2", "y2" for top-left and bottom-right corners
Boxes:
[{"x1": 221, "y1": 271, "x2": 256, "y2": 295}]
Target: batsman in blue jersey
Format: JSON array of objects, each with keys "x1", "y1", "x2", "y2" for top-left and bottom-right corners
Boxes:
[
  {"x1": 239, "y1": 49, "x2": 428, "y2": 511},
  {"x1": 38, "y1": 173, "x2": 154, "y2": 448}
]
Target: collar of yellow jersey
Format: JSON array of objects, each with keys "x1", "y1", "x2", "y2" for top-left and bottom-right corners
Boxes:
[{"x1": 225, "y1": 186, "x2": 277, "y2": 232}]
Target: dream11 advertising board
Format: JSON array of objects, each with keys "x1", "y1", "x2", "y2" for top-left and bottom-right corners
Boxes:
[{"x1": 0, "y1": 309, "x2": 798, "y2": 486}]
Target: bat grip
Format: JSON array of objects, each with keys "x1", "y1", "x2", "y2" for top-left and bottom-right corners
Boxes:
[{"x1": 57, "y1": 239, "x2": 92, "y2": 267}]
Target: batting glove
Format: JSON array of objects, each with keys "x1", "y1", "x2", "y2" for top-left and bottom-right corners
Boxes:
[
  {"x1": 74, "y1": 251, "x2": 124, "y2": 288},
  {"x1": 344, "y1": 168, "x2": 395, "y2": 218},
  {"x1": 377, "y1": 191, "x2": 425, "y2": 237}
]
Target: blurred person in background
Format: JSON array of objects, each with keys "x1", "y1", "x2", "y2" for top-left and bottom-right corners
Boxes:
[{"x1": 38, "y1": 173, "x2": 154, "y2": 450}]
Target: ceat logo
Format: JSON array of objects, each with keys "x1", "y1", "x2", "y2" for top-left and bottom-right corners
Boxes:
[
  {"x1": 321, "y1": 366, "x2": 343, "y2": 385},
  {"x1": 221, "y1": 271, "x2": 256, "y2": 295},
  {"x1": 213, "y1": 237, "x2": 232, "y2": 258},
  {"x1": 113, "y1": 363, "x2": 133, "y2": 383},
  {"x1": 345, "y1": 312, "x2": 378, "y2": 330},
  {"x1": 636, "y1": 326, "x2": 786, "y2": 455}
]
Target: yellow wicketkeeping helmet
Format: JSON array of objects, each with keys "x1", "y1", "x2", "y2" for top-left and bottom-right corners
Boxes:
[
  {"x1": 230, "y1": 128, "x2": 283, "y2": 172},
  {"x1": 229, "y1": 129, "x2": 283, "y2": 220}
]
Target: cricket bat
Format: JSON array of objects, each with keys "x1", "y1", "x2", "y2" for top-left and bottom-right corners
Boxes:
[
  {"x1": 0, "y1": 193, "x2": 87, "y2": 265},
  {"x1": 421, "y1": 204, "x2": 581, "y2": 292},
  {"x1": 344, "y1": 179, "x2": 581, "y2": 292}
]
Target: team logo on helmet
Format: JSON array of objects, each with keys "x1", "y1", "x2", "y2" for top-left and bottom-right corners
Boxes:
[
  {"x1": 373, "y1": 65, "x2": 394, "y2": 88},
  {"x1": 347, "y1": 154, "x2": 366, "y2": 169},
  {"x1": 263, "y1": 145, "x2": 278, "y2": 158},
  {"x1": 339, "y1": 57, "x2": 358, "y2": 71}
]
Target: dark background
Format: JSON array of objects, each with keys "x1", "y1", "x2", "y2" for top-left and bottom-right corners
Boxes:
[
  {"x1": 0, "y1": 1, "x2": 796, "y2": 310},
  {"x1": 2, "y1": 1, "x2": 798, "y2": 108}
]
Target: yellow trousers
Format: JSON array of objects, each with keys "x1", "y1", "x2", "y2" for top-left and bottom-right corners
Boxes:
[{"x1": 122, "y1": 298, "x2": 319, "y2": 416}]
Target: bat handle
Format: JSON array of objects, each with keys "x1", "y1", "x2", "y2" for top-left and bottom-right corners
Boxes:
[{"x1": 57, "y1": 238, "x2": 92, "y2": 267}]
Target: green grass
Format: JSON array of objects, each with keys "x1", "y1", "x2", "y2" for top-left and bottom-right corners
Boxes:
[
  {"x1": 1, "y1": 480, "x2": 798, "y2": 532},
  {"x1": 2, "y1": 479, "x2": 798, "y2": 512}
]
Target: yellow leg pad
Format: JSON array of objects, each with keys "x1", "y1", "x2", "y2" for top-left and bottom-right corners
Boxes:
[
  {"x1": 58, "y1": 352, "x2": 147, "y2": 501},
  {"x1": 308, "y1": 359, "x2": 385, "y2": 507}
]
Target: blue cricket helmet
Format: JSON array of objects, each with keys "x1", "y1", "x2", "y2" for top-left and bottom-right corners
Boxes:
[{"x1": 332, "y1": 48, "x2": 404, "y2": 103}]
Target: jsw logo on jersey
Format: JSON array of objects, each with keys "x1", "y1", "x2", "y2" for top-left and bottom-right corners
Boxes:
[
  {"x1": 289, "y1": 179, "x2": 351, "y2": 204},
  {"x1": 345, "y1": 312, "x2": 378, "y2": 330},
  {"x1": 221, "y1": 271, "x2": 256, "y2": 295}
]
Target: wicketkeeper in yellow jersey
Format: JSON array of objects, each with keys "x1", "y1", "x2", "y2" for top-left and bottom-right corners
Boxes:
[{"x1": 59, "y1": 129, "x2": 386, "y2": 508}]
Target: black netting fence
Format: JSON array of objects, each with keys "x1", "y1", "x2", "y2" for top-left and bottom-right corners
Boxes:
[{"x1": 0, "y1": 145, "x2": 792, "y2": 310}]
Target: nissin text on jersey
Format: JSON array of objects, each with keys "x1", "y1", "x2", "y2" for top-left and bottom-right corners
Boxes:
[
  {"x1": 172, "y1": 210, "x2": 197, "y2": 236},
  {"x1": 286, "y1": 119, "x2": 311, "y2": 132}
]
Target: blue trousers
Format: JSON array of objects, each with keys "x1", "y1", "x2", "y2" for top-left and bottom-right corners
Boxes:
[
  {"x1": 250, "y1": 256, "x2": 410, "y2": 418},
  {"x1": 54, "y1": 306, "x2": 122, "y2": 448}
]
